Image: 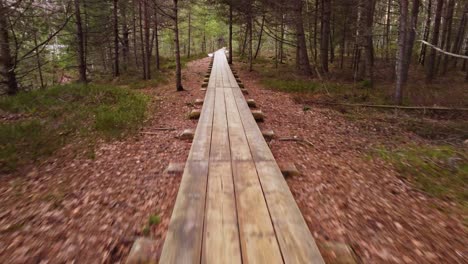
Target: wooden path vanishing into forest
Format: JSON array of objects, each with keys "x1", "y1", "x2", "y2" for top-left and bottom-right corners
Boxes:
[{"x1": 160, "y1": 49, "x2": 324, "y2": 263}]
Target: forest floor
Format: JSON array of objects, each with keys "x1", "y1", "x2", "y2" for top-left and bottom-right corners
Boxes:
[{"x1": 0, "y1": 56, "x2": 467, "y2": 263}]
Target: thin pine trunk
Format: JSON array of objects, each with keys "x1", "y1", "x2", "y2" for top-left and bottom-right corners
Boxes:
[
  {"x1": 402, "y1": 0, "x2": 420, "y2": 83},
  {"x1": 419, "y1": 0, "x2": 432, "y2": 65},
  {"x1": 321, "y1": 0, "x2": 331, "y2": 73},
  {"x1": 154, "y1": 5, "x2": 160, "y2": 70},
  {"x1": 450, "y1": 3, "x2": 468, "y2": 68},
  {"x1": 113, "y1": 0, "x2": 120, "y2": 77},
  {"x1": 441, "y1": 0, "x2": 455, "y2": 74},
  {"x1": 228, "y1": 3, "x2": 233, "y2": 64},
  {"x1": 187, "y1": 8, "x2": 191, "y2": 58},
  {"x1": 426, "y1": 0, "x2": 443, "y2": 81},
  {"x1": 173, "y1": 0, "x2": 183, "y2": 91},
  {"x1": 144, "y1": 0, "x2": 151, "y2": 79},
  {"x1": 294, "y1": 0, "x2": 313, "y2": 76},
  {"x1": 254, "y1": 15, "x2": 265, "y2": 59},
  {"x1": 138, "y1": 0, "x2": 146, "y2": 79},
  {"x1": 74, "y1": 0, "x2": 87, "y2": 83},
  {"x1": 395, "y1": 0, "x2": 409, "y2": 105},
  {"x1": 33, "y1": 31, "x2": 45, "y2": 89}
]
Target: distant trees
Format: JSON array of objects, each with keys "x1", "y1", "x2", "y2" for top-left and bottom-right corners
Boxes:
[
  {"x1": 0, "y1": 0, "x2": 18, "y2": 95},
  {"x1": 1, "y1": 0, "x2": 467, "y2": 101}
]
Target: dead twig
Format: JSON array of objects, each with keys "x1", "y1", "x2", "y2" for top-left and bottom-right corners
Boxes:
[{"x1": 278, "y1": 136, "x2": 314, "y2": 147}]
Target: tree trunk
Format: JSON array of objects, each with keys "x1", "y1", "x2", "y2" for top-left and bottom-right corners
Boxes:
[
  {"x1": 419, "y1": 0, "x2": 432, "y2": 65},
  {"x1": 241, "y1": 23, "x2": 248, "y2": 57},
  {"x1": 402, "y1": 0, "x2": 420, "y2": 83},
  {"x1": 313, "y1": 0, "x2": 318, "y2": 62},
  {"x1": 248, "y1": 14, "x2": 253, "y2": 71},
  {"x1": 354, "y1": 0, "x2": 375, "y2": 86},
  {"x1": 154, "y1": 4, "x2": 160, "y2": 70},
  {"x1": 74, "y1": 0, "x2": 87, "y2": 83},
  {"x1": 321, "y1": 0, "x2": 331, "y2": 73},
  {"x1": 173, "y1": 0, "x2": 183, "y2": 91},
  {"x1": 254, "y1": 15, "x2": 265, "y2": 59},
  {"x1": 33, "y1": 31, "x2": 45, "y2": 89},
  {"x1": 450, "y1": 2, "x2": 468, "y2": 68},
  {"x1": 144, "y1": 0, "x2": 151, "y2": 79},
  {"x1": 138, "y1": 0, "x2": 147, "y2": 79},
  {"x1": 280, "y1": 14, "x2": 285, "y2": 63},
  {"x1": 228, "y1": 3, "x2": 233, "y2": 64},
  {"x1": 187, "y1": 8, "x2": 191, "y2": 58},
  {"x1": 132, "y1": 0, "x2": 139, "y2": 67},
  {"x1": 395, "y1": 0, "x2": 409, "y2": 105},
  {"x1": 0, "y1": 0, "x2": 18, "y2": 95},
  {"x1": 426, "y1": 0, "x2": 443, "y2": 81},
  {"x1": 441, "y1": 0, "x2": 455, "y2": 74},
  {"x1": 385, "y1": 0, "x2": 392, "y2": 61},
  {"x1": 340, "y1": 9, "x2": 347, "y2": 69},
  {"x1": 122, "y1": 0, "x2": 129, "y2": 71},
  {"x1": 113, "y1": 0, "x2": 120, "y2": 77},
  {"x1": 293, "y1": 0, "x2": 313, "y2": 76}
]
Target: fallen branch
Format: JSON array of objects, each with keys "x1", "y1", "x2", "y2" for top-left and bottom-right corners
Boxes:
[
  {"x1": 278, "y1": 137, "x2": 314, "y2": 147},
  {"x1": 308, "y1": 101, "x2": 468, "y2": 111},
  {"x1": 418, "y1": 40, "x2": 468, "y2": 59}
]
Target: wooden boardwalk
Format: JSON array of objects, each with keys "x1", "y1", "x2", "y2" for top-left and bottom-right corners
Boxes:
[{"x1": 160, "y1": 49, "x2": 324, "y2": 263}]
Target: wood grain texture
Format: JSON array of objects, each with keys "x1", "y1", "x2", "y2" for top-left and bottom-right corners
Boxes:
[
  {"x1": 256, "y1": 161, "x2": 325, "y2": 264},
  {"x1": 202, "y1": 162, "x2": 241, "y2": 264},
  {"x1": 232, "y1": 160, "x2": 284, "y2": 264},
  {"x1": 161, "y1": 49, "x2": 324, "y2": 264},
  {"x1": 159, "y1": 161, "x2": 209, "y2": 263}
]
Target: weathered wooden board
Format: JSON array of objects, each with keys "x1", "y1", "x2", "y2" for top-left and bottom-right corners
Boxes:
[{"x1": 160, "y1": 49, "x2": 324, "y2": 264}]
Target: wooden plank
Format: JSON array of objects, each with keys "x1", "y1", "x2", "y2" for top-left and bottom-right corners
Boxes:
[
  {"x1": 159, "y1": 161, "x2": 209, "y2": 263},
  {"x1": 188, "y1": 87, "x2": 215, "y2": 161},
  {"x1": 224, "y1": 88, "x2": 251, "y2": 160},
  {"x1": 210, "y1": 88, "x2": 230, "y2": 161},
  {"x1": 202, "y1": 162, "x2": 241, "y2": 264},
  {"x1": 231, "y1": 87, "x2": 275, "y2": 161},
  {"x1": 232, "y1": 161, "x2": 284, "y2": 264},
  {"x1": 256, "y1": 161, "x2": 325, "y2": 264}
]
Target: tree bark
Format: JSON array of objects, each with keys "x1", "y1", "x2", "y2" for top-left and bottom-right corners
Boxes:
[
  {"x1": 402, "y1": 0, "x2": 420, "y2": 83},
  {"x1": 0, "y1": 0, "x2": 19, "y2": 94},
  {"x1": 426, "y1": 0, "x2": 443, "y2": 81},
  {"x1": 138, "y1": 0, "x2": 147, "y2": 79},
  {"x1": 441, "y1": 0, "x2": 455, "y2": 74},
  {"x1": 254, "y1": 15, "x2": 265, "y2": 59},
  {"x1": 74, "y1": 0, "x2": 87, "y2": 83},
  {"x1": 395, "y1": 0, "x2": 409, "y2": 105},
  {"x1": 113, "y1": 0, "x2": 120, "y2": 77},
  {"x1": 144, "y1": 0, "x2": 151, "y2": 79},
  {"x1": 354, "y1": 0, "x2": 375, "y2": 86},
  {"x1": 173, "y1": 0, "x2": 183, "y2": 91},
  {"x1": 122, "y1": 0, "x2": 129, "y2": 71},
  {"x1": 248, "y1": 14, "x2": 253, "y2": 71},
  {"x1": 228, "y1": 3, "x2": 233, "y2": 64},
  {"x1": 419, "y1": 0, "x2": 432, "y2": 65},
  {"x1": 321, "y1": 0, "x2": 331, "y2": 73},
  {"x1": 33, "y1": 31, "x2": 45, "y2": 89},
  {"x1": 293, "y1": 0, "x2": 313, "y2": 76},
  {"x1": 187, "y1": 7, "x2": 191, "y2": 58},
  {"x1": 385, "y1": 0, "x2": 392, "y2": 61},
  {"x1": 154, "y1": 4, "x2": 160, "y2": 70},
  {"x1": 450, "y1": 2, "x2": 468, "y2": 68}
]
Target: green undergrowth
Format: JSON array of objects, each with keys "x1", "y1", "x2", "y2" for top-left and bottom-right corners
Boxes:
[
  {"x1": 251, "y1": 59, "x2": 390, "y2": 104},
  {"x1": 374, "y1": 145, "x2": 467, "y2": 208},
  {"x1": 0, "y1": 84, "x2": 149, "y2": 172},
  {"x1": 93, "y1": 54, "x2": 208, "y2": 90}
]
